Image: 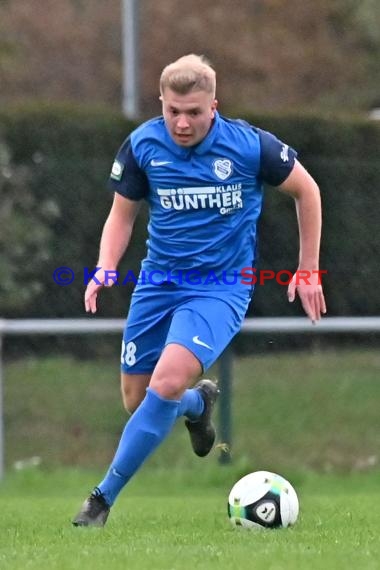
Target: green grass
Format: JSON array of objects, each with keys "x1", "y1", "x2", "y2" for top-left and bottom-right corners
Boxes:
[
  {"x1": 0, "y1": 468, "x2": 380, "y2": 570},
  {"x1": 1, "y1": 349, "x2": 380, "y2": 568}
]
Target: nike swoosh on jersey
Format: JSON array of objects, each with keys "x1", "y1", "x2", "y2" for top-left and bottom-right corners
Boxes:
[
  {"x1": 150, "y1": 159, "x2": 173, "y2": 166},
  {"x1": 192, "y1": 335, "x2": 213, "y2": 350}
]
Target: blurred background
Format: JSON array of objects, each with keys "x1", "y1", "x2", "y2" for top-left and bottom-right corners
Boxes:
[
  {"x1": 1, "y1": 0, "x2": 379, "y2": 113},
  {"x1": 0, "y1": 0, "x2": 379, "y2": 474}
]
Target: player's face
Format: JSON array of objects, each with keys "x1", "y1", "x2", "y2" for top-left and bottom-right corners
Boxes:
[{"x1": 161, "y1": 89, "x2": 218, "y2": 147}]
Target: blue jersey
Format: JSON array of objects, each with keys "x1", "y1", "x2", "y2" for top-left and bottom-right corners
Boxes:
[{"x1": 108, "y1": 111, "x2": 296, "y2": 289}]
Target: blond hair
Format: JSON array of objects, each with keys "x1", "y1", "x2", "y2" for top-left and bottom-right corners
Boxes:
[{"x1": 160, "y1": 54, "x2": 216, "y2": 97}]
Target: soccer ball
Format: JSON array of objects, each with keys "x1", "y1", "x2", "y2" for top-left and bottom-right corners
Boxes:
[{"x1": 227, "y1": 470, "x2": 299, "y2": 529}]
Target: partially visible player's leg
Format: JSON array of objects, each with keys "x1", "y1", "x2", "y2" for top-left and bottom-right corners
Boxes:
[
  {"x1": 120, "y1": 373, "x2": 151, "y2": 414},
  {"x1": 72, "y1": 379, "x2": 152, "y2": 527},
  {"x1": 168, "y1": 292, "x2": 250, "y2": 457},
  {"x1": 72, "y1": 343, "x2": 201, "y2": 526},
  {"x1": 97, "y1": 343, "x2": 201, "y2": 501},
  {"x1": 149, "y1": 342, "x2": 202, "y2": 398},
  {"x1": 120, "y1": 367, "x2": 208, "y2": 426},
  {"x1": 183, "y1": 379, "x2": 220, "y2": 457},
  {"x1": 73, "y1": 286, "x2": 170, "y2": 527}
]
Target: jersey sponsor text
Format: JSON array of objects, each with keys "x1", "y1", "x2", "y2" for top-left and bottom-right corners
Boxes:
[{"x1": 157, "y1": 184, "x2": 243, "y2": 215}]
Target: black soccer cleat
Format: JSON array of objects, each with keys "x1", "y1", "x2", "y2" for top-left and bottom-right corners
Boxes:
[
  {"x1": 72, "y1": 491, "x2": 110, "y2": 527},
  {"x1": 185, "y1": 379, "x2": 220, "y2": 457}
]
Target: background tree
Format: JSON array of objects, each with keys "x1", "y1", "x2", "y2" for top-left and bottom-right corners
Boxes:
[
  {"x1": 0, "y1": 0, "x2": 379, "y2": 115},
  {"x1": 0, "y1": 138, "x2": 58, "y2": 312}
]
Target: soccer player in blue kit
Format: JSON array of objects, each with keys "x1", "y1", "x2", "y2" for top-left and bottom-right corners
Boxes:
[{"x1": 73, "y1": 54, "x2": 326, "y2": 526}]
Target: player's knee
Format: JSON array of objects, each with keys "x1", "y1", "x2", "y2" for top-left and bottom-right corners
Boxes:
[{"x1": 149, "y1": 376, "x2": 183, "y2": 400}]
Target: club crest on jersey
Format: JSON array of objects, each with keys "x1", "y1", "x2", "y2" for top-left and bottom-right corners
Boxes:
[{"x1": 213, "y1": 158, "x2": 233, "y2": 180}]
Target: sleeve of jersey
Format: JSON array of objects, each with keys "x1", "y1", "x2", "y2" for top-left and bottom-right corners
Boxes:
[
  {"x1": 107, "y1": 137, "x2": 149, "y2": 200},
  {"x1": 257, "y1": 128, "x2": 298, "y2": 187}
]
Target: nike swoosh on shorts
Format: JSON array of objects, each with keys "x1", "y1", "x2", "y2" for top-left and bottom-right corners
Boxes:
[{"x1": 192, "y1": 336, "x2": 212, "y2": 350}]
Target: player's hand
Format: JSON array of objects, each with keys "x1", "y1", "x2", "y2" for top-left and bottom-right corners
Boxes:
[
  {"x1": 287, "y1": 269, "x2": 327, "y2": 323},
  {"x1": 84, "y1": 268, "x2": 118, "y2": 313}
]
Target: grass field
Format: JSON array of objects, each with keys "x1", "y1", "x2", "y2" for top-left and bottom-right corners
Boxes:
[
  {"x1": 0, "y1": 468, "x2": 380, "y2": 570},
  {"x1": 1, "y1": 348, "x2": 380, "y2": 569}
]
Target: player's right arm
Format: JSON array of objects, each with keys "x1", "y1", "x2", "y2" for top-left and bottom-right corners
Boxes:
[
  {"x1": 84, "y1": 193, "x2": 141, "y2": 314},
  {"x1": 85, "y1": 134, "x2": 150, "y2": 313}
]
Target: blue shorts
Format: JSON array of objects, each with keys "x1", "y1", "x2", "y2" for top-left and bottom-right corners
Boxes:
[{"x1": 120, "y1": 282, "x2": 251, "y2": 374}]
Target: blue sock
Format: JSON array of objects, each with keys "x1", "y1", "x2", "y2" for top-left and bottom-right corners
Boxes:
[
  {"x1": 176, "y1": 388, "x2": 204, "y2": 420},
  {"x1": 96, "y1": 387, "x2": 179, "y2": 506}
]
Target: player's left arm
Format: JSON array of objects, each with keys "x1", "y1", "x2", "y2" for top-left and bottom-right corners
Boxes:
[{"x1": 278, "y1": 160, "x2": 327, "y2": 322}]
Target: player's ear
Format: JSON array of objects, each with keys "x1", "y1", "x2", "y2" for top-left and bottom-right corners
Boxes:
[{"x1": 211, "y1": 99, "x2": 218, "y2": 118}]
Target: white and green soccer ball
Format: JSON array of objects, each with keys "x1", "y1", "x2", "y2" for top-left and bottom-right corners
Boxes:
[{"x1": 227, "y1": 470, "x2": 299, "y2": 529}]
